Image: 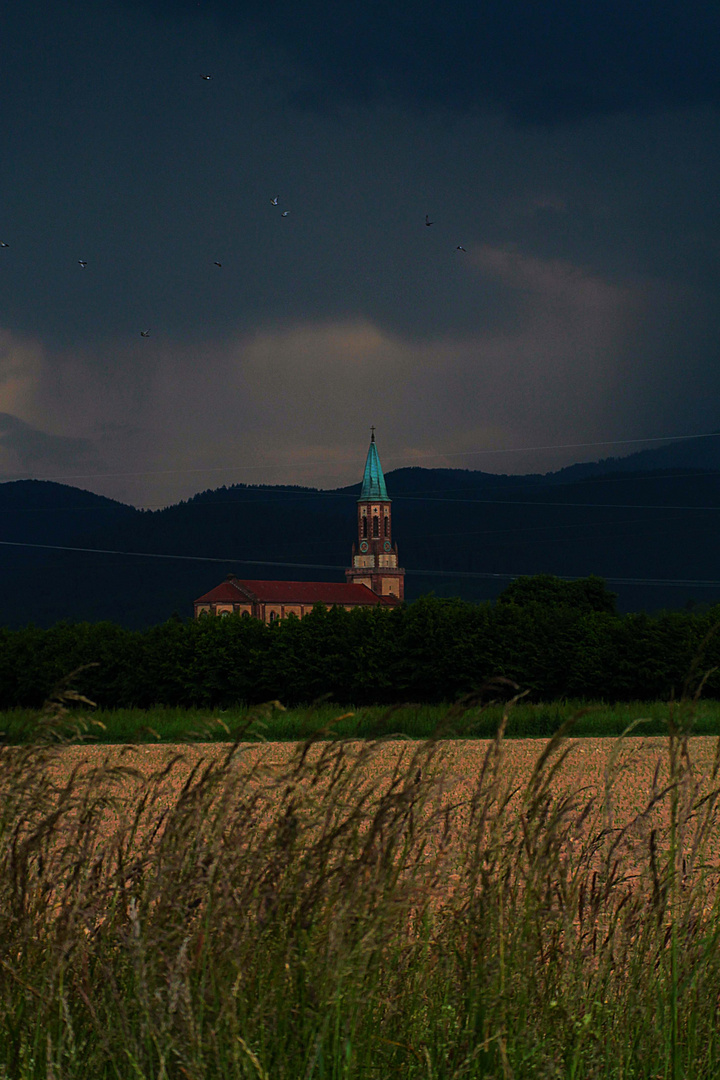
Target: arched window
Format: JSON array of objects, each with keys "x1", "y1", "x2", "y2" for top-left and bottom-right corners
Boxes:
[
  {"x1": 269, "y1": 610, "x2": 279, "y2": 623},
  {"x1": 384, "y1": 515, "x2": 389, "y2": 537},
  {"x1": 372, "y1": 515, "x2": 379, "y2": 538},
  {"x1": 362, "y1": 516, "x2": 368, "y2": 538}
]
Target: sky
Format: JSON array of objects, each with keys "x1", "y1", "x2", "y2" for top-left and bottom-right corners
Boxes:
[{"x1": 1, "y1": 0, "x2": 720, "y2": 507}]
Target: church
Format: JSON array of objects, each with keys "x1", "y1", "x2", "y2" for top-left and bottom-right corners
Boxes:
[{"x1": 193, "y1": 432, "x2": 405, "y2": 622}]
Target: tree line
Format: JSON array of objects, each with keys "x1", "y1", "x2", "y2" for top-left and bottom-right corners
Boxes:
[{"x1": 2, "y1": 577, "x2": 720, "y2": 708}]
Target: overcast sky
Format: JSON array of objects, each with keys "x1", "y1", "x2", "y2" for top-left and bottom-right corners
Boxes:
[{"x1": 1, "y1": 0, "x2": 719, "y2": 506}]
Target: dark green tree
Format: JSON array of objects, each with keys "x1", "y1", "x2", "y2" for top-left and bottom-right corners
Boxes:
[{"x1": 497, "y1": 574, "x2": 618, "y2": 615}]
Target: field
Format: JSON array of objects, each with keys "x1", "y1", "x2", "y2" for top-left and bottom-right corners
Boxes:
[
  {"x1": 5, "y1": 695, "x2": 720, "y2": 743},
  {"x1": 3, "y1": 693, "x2": 720, "y2": 1078},
  {"x1": 40, "y1": 733, "x2": 720, "y2": 889}
]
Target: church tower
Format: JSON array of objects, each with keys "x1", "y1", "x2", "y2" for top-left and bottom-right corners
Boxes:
[{"x1": 346, "y1": 430, "x2": 405, "y2": 600}]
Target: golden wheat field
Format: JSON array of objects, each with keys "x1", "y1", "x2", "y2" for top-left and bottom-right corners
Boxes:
[
  {"x1": 42, "y1": 734, "x2": 717, "y2": 790},
  {"x1": 41, "y1": 735, "x2": 720, "y2": 882},
  {"x1": 47, "y1": 735, "x2": 720, "y2": 805}
]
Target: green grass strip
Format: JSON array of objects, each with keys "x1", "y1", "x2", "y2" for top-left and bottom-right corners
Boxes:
[{"x1": 2, "y1": 698, "x2": 720, "y2": 744}]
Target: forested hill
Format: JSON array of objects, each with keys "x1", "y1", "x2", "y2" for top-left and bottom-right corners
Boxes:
[{"x1": 2, "y1": 463, "x2": 720, "y2": 627}]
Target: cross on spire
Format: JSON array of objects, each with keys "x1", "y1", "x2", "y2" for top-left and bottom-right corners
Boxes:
[{"x1": 370, "y1": 425, "x2": 375, "y2": 442}]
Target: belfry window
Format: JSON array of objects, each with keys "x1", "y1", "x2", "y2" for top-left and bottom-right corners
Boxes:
[
  {"x1": 362, "y1": 516, "x2": 368, "y2": 538},
  {"x1": 373, "y1": 515, "x2": 379, "y2": 538},
  {"x1": 384, "y1": 515, "x2": 389, "y2": 537}
]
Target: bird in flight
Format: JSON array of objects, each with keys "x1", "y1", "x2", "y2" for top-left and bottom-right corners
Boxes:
[
  {"x1": 214, "y1": 261, "x2": 222, "y2": 268},
  {"x1": 425, "y1": 215, "x2": 434, "y2": 226},
  {"x1": 78, "y1": 260, "x2": 87, "y2": 268},
  {"x1": 271, "y1": 197, "x2": 278, "y2": 205},
  {"x1": 0, "y1": 242, "x2": 8, "y2": 248},
  {"x1": 456, "y1": 245, "x2": 467, "y2": 252},
  {"x1": 201, "y1": 74, "x2": 212, "y2": 80},
  {"x1": 140, "y1": 329, "x2": 150, "y2": 337},
  {"x1": 281, "y1": 210, "x2": 290, "y2": 217}
]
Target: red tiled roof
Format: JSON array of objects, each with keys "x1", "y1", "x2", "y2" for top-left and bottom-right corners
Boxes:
[
  {"x1": 239, "y1": 580, "x2": 392, "y2": 605},
  {"x1": 194, "y1": 581, "x2": 247, "y2": 605},
  {"x1": 194, "y1": 578, "x2": 398, "y2": 606}
]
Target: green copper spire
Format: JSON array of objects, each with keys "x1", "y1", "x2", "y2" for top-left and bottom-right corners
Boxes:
[{"x1": 359, "y1": 428, "x2": 389, "y2": 501}]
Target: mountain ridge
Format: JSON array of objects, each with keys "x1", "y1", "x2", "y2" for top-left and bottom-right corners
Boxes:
[{"x1": 2, "y1": 436, "x2": 720, "y2": 626}]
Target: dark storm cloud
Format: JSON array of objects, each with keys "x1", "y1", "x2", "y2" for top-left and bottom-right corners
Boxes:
[
  {"x1": 1, "y1": 0, "x2": 720, "y2": 507},
  {"x1": 0, "y1": 413, "x2": 100, "y2": 477},
  {"x1": 119, "y1": 0, "x2": 720, "y2": 122}
]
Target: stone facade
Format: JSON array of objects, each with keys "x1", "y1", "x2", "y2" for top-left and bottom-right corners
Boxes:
[
  {"x1": 345, "y1": 432, "x2": 405, "y2": 600},
  {"x1": 194, "y1": 578, "x2": 396, "y2": 623}
]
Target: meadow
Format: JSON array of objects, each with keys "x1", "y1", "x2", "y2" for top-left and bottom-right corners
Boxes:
[
  {"x1": 3, "y1": 687, "x2": 720, "y2": 1078},
  {"x1": 4, "y1": 695, "x2": 720, "y2": 743}
]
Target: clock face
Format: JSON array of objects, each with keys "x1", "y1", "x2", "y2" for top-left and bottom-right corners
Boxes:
[
  {"x1": 383, "y1": 541, "x2": 391, "y2": 551},
  {"x1": 360, "y1": 540, "x2": 369, "y2": 553}
]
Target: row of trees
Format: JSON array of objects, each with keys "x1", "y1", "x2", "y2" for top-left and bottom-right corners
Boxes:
[{"x1": 2, "y1": 579, "x2": 720, "y2": 707}]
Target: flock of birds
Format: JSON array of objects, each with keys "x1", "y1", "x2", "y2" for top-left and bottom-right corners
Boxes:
[
  {"x1": 427, "y1": 214, "x2": 466, "y2": 251},
  {"x1": 0, "y1": 73, "x2": 469, "y2": 339}
]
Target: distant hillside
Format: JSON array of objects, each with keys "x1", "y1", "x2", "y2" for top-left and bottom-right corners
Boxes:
[
  {"x1": 546, "y1": 431, "x2": 720, "y2": 481},
  {"x1": 2, "y1": 451, "x2": 720, "y2": 627}
]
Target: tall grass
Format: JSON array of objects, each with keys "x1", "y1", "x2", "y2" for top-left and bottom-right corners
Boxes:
[
  {"x1": 5, "y1": 697, "x2": 720, "y2": 743},
  {"x1": 2, "y1": 682, "x2": 720, "y2": 1077}
]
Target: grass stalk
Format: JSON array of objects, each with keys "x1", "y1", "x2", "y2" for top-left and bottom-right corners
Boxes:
[{"x1": 2, "y1": 682, "x2": 720, "y2": 1076}]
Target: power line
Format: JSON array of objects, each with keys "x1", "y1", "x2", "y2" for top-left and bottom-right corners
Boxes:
[
  {"x1": 437, "y1": 430, "x2": 720, "y2": 458},
  {"x1": 396, "y1": 495, "x2": 720, "y2": 512},
  {"x1": 3, "y1": 478, "x2": 720, "y2": 516},
  {"x1": 0, "y1": 539, "x2": 342, "y2": 571},
  {"x1": 2, "y1": 538, "x2": 720, "y2": 589},
  {"x1": 3, "y1": 427, "x2": 720, "y2": 486}
]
